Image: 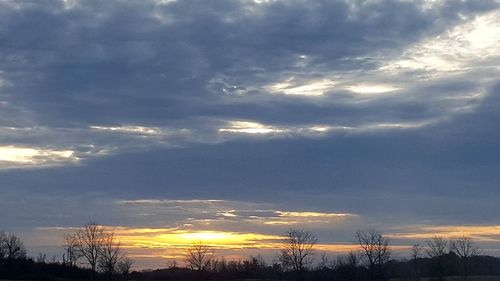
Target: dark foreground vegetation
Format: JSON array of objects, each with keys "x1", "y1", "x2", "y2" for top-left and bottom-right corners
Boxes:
[
  {"x1": 3, "y1": 253, "x2": 500, "y2": 281},
  {"x1": 2, "y1": 225, "x2": 500, "y2": 281}
]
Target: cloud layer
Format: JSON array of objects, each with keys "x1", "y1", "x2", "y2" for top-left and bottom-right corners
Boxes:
[
  {"x1": 0, "y1": 0, "x2": 498, "y2": 168},
  {"x1": 1, "y1": 0, "x2": 500, "y2": 269}
]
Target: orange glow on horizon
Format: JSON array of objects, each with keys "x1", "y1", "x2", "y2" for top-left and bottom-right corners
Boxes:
[
  {"x1": 109, "y1": 227, "x2": 412, "y2": 261},
  {"x1": 387, "y1": 225, "x2": 500, "y2": 241},
  {"x1": 111, "y1": 228, "x2": 284, "y2": 249},
  {"x1": 33, "y1": 223, "x2": 500, "y2": 270}
]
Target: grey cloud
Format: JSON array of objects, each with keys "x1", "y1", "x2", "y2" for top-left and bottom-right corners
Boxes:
[
  {"x1": 0, "y1": 0, "x2": 500, "y2": 265},
  {"x1": 1, "y1": 0, "x2": 496, "y2": 128}
]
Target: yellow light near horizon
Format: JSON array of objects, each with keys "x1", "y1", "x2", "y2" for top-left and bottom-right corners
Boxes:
[
  {"x1": 277, "y1": 211, "x2": 354, "y2": 218},
  {"x1": 387, "y1": 225, "x2": 500, "y2": 241},
  {"x1": 113, "y1": 229, "x2": 284, "y2": 249},
  {"x1": 179, "y1": 231, "x2": 233, "y2": 242},
  {"x1": 111, "y1": 228, "x2": 386, "y2": 255}
]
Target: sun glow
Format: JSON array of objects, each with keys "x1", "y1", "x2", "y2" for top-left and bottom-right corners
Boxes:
[
  {"x1": 381, "y1": 10, "x2": 500, "y2": 76},
  {"x1": 67, "y1": 227, "x2": 395, "y2": 257},
  {"x1": 0, "y1": 145, "x2": 77, "y2": 168},
  {"x1": 267, "y1": 78, "x2": 336, "y2": 96},
  {"x1": 0, "y1": 146, "x2": 40, "y2": 163},
  {"x1": 346, "y1": 84, "x2": 401, "y2": 94},
  {"x1": 219, "y1": 121, "x2": 284, "y2": 134},
  {"x1": 110, "y1": 228, "x2": 284, "y2": 249}
]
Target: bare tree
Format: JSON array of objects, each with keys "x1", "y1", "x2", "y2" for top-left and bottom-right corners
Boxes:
[
  {"x1": 36, "y1": 252, "x2": 47, "y2": 263},
  {"x1": 98, "y1": 232, "x2": 121, "y2": 279},
  {"x1": 346, "y1": 251, "x2": 358, "y2": 265},
  {"x1": 0, "y1": 232, "x2": 27, "y2": 259},
  {"x1": 185, "y1": 243, "x2": 214, "y2": 271},
  {"x1": 411, "y1": 243, "x2": 423, "y2": 262},
  {"x1": 167, "y1": 259, "x2": 178, "y2": 269},
  {"x1": 450, "y1": 236, "x2": 480, "y2": 281},
  {"x1": 355, "y1": 229, "x2": 391, "y2": 281},
  {"x1": 279, "y1": 229, "x2": 317, "y2": 273},
  {"x1": 63, "y1": 233, "x2": 80, "y2": 267},
  {"x1": 65, "y1": 222, "x2": 132, "y2": 280},
  {"x1": 117, "y1": 257, "x2": 134, "y2": 275},
  {"x1": 334, "y1": 251, "x2": 360, "y2": 281},
  {"x1": 335, "y1": 251, "x2": 359, "y2": 268},
  {"x1": 0, "y1": 231, "x2": 6, "y2": 258},
  {"x1": 426, "y1": 237, "x2": 448, "y2": 258},
  {"x1": 411, "y1": 243, "x2": 423, "y2": 281},
  {"x1": 74, "y1": 222, "x2": 105, "y2": 281},
  {"x1": 317, "y1": 252, "x2": 332, "y2": 270},
  {"x1": 426, "y1": 237, "x2": 448, "y2": 281}
]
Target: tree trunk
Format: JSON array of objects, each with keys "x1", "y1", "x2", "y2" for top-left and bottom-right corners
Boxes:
[
  {"x1": 92, "y1": 265, "x2": 97, "y2": 281},
  {"x1": 463, "y1": 258, "x2": 468, "y2": 281}
]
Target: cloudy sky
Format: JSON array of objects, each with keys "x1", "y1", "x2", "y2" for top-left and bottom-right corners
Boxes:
[{"x1": 1, "y1": 0, "x2": 500, "y2": 269}]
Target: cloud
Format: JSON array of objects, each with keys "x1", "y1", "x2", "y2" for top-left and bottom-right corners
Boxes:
[
  {"x1": 345, "y1": 84, "x2": 401, "y2": 95},
  {"x1": 0, "y1": 145, "x2": 78, "y2": 169},
  {"x1": 381, "y1": 9, "x2": 500, "y2": 76},
  {"x1": 387, "y1": 225, "x2": 500, "y2": 242},
  {"x1": 0, "y1": 0, "x2": 496, "y2": 151},
  {"x1": 266, "y1": 78, "x2": 337, "y2": 96},
  {"x1": 0, "y1": 0, "x2": 500, "y2": 269},
  {"x1": 90, "y1": 125, "x2": 165, "y2": 136},
  {"x1": 219, "y1": 121, "x2": 285, "y2": 134},
  {"x1": 113, "y1": 198, "x2": 358, "y2": 230}
]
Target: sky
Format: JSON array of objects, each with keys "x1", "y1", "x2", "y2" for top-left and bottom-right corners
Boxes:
[{"x1": 0, "y1": 0, "x2": 500, "y2": 270}]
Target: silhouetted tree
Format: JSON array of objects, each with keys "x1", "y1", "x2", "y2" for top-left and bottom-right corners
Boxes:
[
  {"x1": 426, "y1": 237, "x2": 448, "y2": 257},
  {"x1": 63, "y1": 233, "x2": 79, "y2": 267},
  {"x1": 0, "y1": 231, "x2": 6, "y2": 258},
  {"x1": 356, "y1": 229, "x2": 391, "y2": 281},
  {"x1": 117, "y1": 257, "x2": 134, "y2": 275},
  {"x1": 0, "y1": 232, "x2": 27, "y2": 259},
  {"x1": 279, "y1": 229, "x2": 317, "y2": 280},
  {"x1": 450, "y1": 236, "x2": 480, "y2": 281},
  {"x1": 426, "y1": 237, "x2": 448, "y2": 281},
  {"x1": 335, "y1": 251, "x2": 360, "y2": 281},
  {"x1": 347, "y1": 251, "x2": 361, "y2": 267},
  {"x1": 36, "y1": 253, "x2": 47, "y2": 264},
  {"x1": 411, "y1": 243, "x2": 423, "y2": 281},
  {"x1": 64, "y1": 222, "x2": 132, "y2": 281},
  {"x1": 185, "y1": 243, "x2": 214, "y2": 271},
  {"x1": 185, "y1": 243, "x2": 214, "y2": 280},
  {"x1": 317, "y1": 252, "x2": 333, "y2": 270},
  {"x1": 280, "y1": 229, "x2": 317, "y2": 271},
  {"x1": 98, "y1": 232, "x2": 121, "y2": 280},
  {"x1": 74, "y1": 222, "x2": 105, "y2": 281}
]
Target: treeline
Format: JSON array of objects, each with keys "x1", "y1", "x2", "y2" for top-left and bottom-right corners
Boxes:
[
  {"x1": 161, "y1": 229, "x2": 499, "y2": 281},
  {"x1": 0, "y1": 230, "x2": 90, "y2": 280},
  {"x1": 0, "y1": 223, "x2": 132, "y2": 281},
  {"x1": 2, "y1": 225, "x2": 500, "y2": 281},
  {"x1": 128, "y1": 254, "x2": 500, "y2": 281}
]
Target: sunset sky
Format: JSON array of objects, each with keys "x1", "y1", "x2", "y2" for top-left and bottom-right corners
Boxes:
[{"x1": 1, "y1": 0, "x2": 500, "y2": 270}]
